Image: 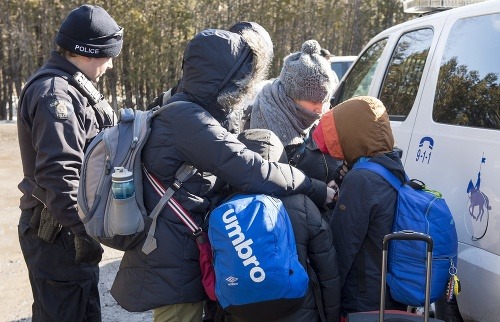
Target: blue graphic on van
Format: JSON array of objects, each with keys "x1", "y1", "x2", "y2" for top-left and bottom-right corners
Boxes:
[
  {"x1": 415, "y1": 136, "x2": 434, "y2": 164},
  {"x1": 464, "y1": 154, "x2": 491, "y2": 241}
]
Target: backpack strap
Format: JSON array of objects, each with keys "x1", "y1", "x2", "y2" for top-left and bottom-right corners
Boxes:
[
  {"x1": 139, "y1": 100, "x2": 199, "y2": 254},
  {"x1": 307, "y1": 261, "x2": 327, "y2": 322},
  {"x1": 142, "y1": 163, "x2": 197, "y2": 254},
  {"x1": 353, "y1": 161, "x2": 405, "y2": 191},
  {"x1": 214, "y1": 302, "x2": 229, "y2": 322},
  {"x1": 72, "y1": 72, "x2": 116, "y2": 128},
  {"x1": 149, "y1": 100, "x2": 189, "y2": 117}
]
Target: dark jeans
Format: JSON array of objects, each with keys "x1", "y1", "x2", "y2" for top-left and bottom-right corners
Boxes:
[{"x1": 19, "y1": 209, "x2": 101, "y2": 322}]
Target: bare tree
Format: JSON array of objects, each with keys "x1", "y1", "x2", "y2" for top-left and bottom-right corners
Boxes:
[{"x1": 0, "y1": 0, "x2": 410, "y2": 119}]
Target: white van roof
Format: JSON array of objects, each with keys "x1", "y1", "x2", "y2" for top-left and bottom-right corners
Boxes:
[
  {"x1": 380, "y1": 0, "x2": 497, "y2": 36},
  {"x1": 402, "y1": 0, "x2": 487, "y2": 14}
]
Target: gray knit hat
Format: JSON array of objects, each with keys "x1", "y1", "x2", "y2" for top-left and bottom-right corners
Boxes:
[
  {"x1": 280, "y1": 40, "x2": 338, "y2": 103},
  {"x1": 55, "y1": 4, "x2": 123, "y2": 58}
]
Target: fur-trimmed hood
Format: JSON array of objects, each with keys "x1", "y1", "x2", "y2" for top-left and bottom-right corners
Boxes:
[{"x1": 176, "y1": 25, "x2": 273, "y2": 122}]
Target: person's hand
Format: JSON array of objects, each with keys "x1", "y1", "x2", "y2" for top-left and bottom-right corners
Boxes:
[
  {"x1": 333, "y1": 161, "x2": 349, "y2": 186},
  {"x1": 326, "y1": 186, "x2": 337, "y2": 204},
  {"x1": 74, "y1": 232, "x2": 103, "y2": 265},
  {"x1": 73, "y1": 229, "x2": 103, "y2": 266},
  {"x1": 146, "y1": 92, "x2": 165, "y2": 110},
  {"x1": 340, "y1": 162, "x2": 349, "y2": 178},
  {"x1": 327, "y1": 180, "x2": 339, "y2": 202}
]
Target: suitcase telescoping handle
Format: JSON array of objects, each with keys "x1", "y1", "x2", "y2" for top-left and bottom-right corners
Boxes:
[{"x1": 379, "y1": 230, "x2": 434, "y2": 322}]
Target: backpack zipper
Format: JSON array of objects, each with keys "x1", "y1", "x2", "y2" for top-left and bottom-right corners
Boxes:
[
  {"x1": 79, "y1": 129, "x2": 109, "y2": 216},
  {"x1": 103, "y1": 130, "x2": 112, "y2": 175}
]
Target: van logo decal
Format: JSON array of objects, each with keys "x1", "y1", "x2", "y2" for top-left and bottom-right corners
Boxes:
[
  {"x1": 416, "y1": 136, "x2": 434, "y2": 164},
  {"x1": 465, "y1": 153, "x2": 491, "y2": 241}
]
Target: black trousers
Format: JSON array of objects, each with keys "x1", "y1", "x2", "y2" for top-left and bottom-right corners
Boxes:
[{"x1": 18, "y1": 209, "x2": 101, "y2": 322}]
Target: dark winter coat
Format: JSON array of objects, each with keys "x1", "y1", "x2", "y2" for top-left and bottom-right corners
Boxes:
[
  {"x1": 314, "y1": 96, "x2": 408, "y2": 316},
  {"x1": 230, "y1": 128, "x2": 341, "y2": 322},
  {"x1": 111, "y1": 29, "x2": 327, "y2": 312},
  {"x1": 280, "y1": 194, "x2": 341, "y2": 322},
  {"x1": 331, "y1": 153, "x2": 407, "y2": 315},
  {"x1": 17, "y1": 51, "x2": 100, "y2": 231},
  {"x1": 227, "y1": 194, "x2": 341, "y2": 322}
]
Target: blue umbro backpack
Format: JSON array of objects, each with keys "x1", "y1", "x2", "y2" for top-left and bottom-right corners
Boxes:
[
  {"x1": 354, "y1": 161, "x2": 458, "y2": 307},
  {"x1": 208, "y1": 194, "x2": 309, "y2": 320}
]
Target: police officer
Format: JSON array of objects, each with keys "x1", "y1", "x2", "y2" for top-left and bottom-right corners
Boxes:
[{"x1": 17, "y1": 4, "x2": 123, "y2": 321}]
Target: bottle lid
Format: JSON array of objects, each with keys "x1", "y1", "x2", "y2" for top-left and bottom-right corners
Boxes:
[{"x1": 112, "y1": 167, "x2": 133, "y2": 182}]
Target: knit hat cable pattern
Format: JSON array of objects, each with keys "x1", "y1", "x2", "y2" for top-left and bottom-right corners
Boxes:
[{"x1": 279, "y1": 40, "x2": 338, "y2": 103}]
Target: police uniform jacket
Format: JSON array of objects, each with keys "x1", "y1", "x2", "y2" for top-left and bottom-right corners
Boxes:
[
  {"x1": 17, "y1": 51, "x2": 100, "y2": 234},
  {"x1": 110, "y1": 29, "x2": 328, "y2": 312}
]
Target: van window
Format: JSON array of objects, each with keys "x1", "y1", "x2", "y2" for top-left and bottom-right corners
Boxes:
[
  {"x1": 433, "y1": 13, "x2": 500, "y2": 130},
  {"x1": 331, "y1": 60, "x2": 354, "y2": 80},
  {"x1": 379, "y1": 28, "x2": 433, "y2": 121},
  {"x1": 338, "y1": 39, "x2": 387, "y2": 102}
]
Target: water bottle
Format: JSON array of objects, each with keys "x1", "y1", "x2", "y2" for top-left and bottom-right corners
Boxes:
[
  {"x1": 109, "y1": 167, "x2": 143, "y2": 236},
  {"x1": 111, "y1": 167, "x2": 135, "y2": 199}
]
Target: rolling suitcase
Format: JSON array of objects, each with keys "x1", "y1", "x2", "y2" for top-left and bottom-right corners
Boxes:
[{"x1": 347, "y1": 230, "x2": 444, "y2": 322}]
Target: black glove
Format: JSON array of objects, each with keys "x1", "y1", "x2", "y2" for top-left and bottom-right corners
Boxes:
[
  {"x1": 71, "y1": 223, "x2": 103, "y2": 266},
  {"x1": 146, "y1": 92, "x2": 165, "y2": 110},
  {"x1": 332, "y1": 161, "x2": 349, "y2": 187}
]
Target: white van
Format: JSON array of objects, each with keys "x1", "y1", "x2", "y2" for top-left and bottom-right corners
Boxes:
[
  {"x1": 331, "y1": 1, "x2": 500, "y2": 321},
  {"x1": 330, "y1": 56, "x2": 357, "y2": 80}
]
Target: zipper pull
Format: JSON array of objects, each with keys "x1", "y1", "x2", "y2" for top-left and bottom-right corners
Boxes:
[
  {"x1": 105, "y1": 156, "x2": 111, "y2": 175},
  {"x1": 131, "y1": 136, "x2": 138, "y2": 149}
]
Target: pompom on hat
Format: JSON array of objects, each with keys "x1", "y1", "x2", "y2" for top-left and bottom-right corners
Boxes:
[
  {"x1": 279, "y1": 40, "x2": 338, "y2": 103},
  {"x1": 320, "y1": 48, "x2": 335, "y2": 60},
  {"x1": 55, "y1": 4, "x2": 123, "y2": 58}
]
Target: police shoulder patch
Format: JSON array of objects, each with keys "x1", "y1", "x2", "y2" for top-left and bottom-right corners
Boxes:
[{"x1": 49, "y1": 99, "x2": 74, "y2": 120}]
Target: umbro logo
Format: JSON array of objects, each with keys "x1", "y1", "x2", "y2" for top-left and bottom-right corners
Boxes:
[
  {"x1": 226, "y1": 276, "x2": 238, "y2": 283},
  {"x1": 226, "y1": 276, "x2": 238, "y2": 285},
  {"x1": 223, "y1": 208, "x2": 265, "y2": 283}
]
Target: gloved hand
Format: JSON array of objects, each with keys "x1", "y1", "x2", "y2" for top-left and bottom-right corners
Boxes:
[
  {"x1": 332, "y1": 161, "x2": 349, "y2": 187},
  {"x1": 327, "y1": 180, "x2": 340, "y2": 202},
  {"x1": 71, "y1": 223, "x2": 103, "y2": 266},
  {"x1": 146, "y1": 88, "x2": 174, "y2": 110},
  {"x1": 146, "y1": 92, "x2": 165, "y2": 110},
  {"x1": 325, "y1": 186, "x2": 337, "y2": 204}
]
